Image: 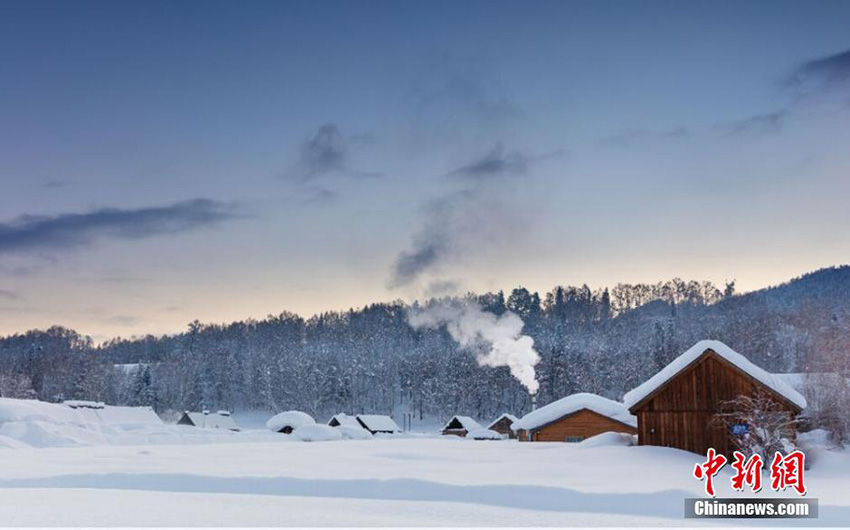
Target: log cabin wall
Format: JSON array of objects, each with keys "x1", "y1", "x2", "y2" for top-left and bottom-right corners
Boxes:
[
  {"x1": 522, "y1": 409, "x2": 636, "y2": 442},
  {"x1": 633, "y1": 351, "x2": 798, "y2": 456},
  {"x1": 490, "y1": 417, "x2": 516, "y2": 438}
]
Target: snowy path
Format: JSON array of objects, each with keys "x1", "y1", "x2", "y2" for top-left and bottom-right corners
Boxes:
[{"x1": 0, "y1": 438, "x2": 847, "y2": 526}]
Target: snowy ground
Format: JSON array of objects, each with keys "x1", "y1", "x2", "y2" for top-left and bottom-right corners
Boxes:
[{"x1": 1, "y1": 431, "x2": 849, "y2": 526}]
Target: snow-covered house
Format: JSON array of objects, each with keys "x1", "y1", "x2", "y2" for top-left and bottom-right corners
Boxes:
[
  {"x1": 328, "y1": 413, "x2": 361, "y2": 428},
  {"x1": 487, "y1": 413, "x2": 519, "y2": 439},
  {"x1": 624, "y1": 340, "x2": 806, "y2": 456},
  {"x1": 441, "y1": 415, "x2": 483, "y2": 437},
  {"x1": 63, "y1": 401, "x2": 163, "y2": 429},
  {"x1": 512, "y1": 393, "x2": 636, "y2": 442},
  {"x1": 355, "y1": 414, "x2": 400, "y2": 434},
  {"x1": 177, "y1": 410, "x2": 240, "y2": 431}
]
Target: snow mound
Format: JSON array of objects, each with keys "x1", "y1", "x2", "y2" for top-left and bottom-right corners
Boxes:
[
  {"x1": 578, "y1": 431, "x2": 637, "y2": 449},
  {"x1": 293, "y1": 424, "x2": 343, "y2": 442},
  {"x1": 266, "y1": 411, "x2": 315, "y2": 433},
  {"x1": 335, "y1": 425, "x2": 372, "y2": 440},
  {"x1": 623, "y1": 340, "x2": 807, "y2": 410},
  {"x1": 467, "y1": 428, "x2": 503, "y2": 440},
  {"x1": 0, "y1": 398, "x2": 88, "y2": 427},
  {"x1": 512, "y1": 393, "x2": 636, "y2": 432},
  {"x1": 0, "y1": 420, "x2": 109, "y2": 448}
]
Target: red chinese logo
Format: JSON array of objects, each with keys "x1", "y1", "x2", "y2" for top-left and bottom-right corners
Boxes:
[
  {"x1": 693, "y1": 449, "x2": 807, "y2": 497},
  {"x1": 730, "y1": 451, "x2": 763, "y2": 493},
  {"x1": 693, "y1": 448, "x2": 727, "y2": 497},
  {"x1": 770, "y1": 450, "x2": 807, "y2": 496}
]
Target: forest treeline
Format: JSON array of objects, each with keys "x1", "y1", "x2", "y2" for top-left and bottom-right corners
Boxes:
[{"x1": 0, "y1": 268, "x2": 848, "y2": 425}]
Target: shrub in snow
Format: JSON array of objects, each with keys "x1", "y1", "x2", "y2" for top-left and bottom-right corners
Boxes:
[
  {"x1": 266, "y1": 410, "x2": 315, "y2": 433},
  {"x1": 467, "y1": 428, "x2": 503, "y2": 440},
  {"x1": 292, "y1": 423, "x2": 342, "y2": 442},
  {"x1": 336, "y1": 425, "x2": 372, "y2": 440},
  {"x1": 578, "y1": 431, "x2": 636, "y2": 449},
  {"x1": 713, "y1": 390, "x2": 799, "y2": 461}
]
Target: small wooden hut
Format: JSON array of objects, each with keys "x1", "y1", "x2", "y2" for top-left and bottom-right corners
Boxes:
[
  {"x1": 441, "y1": 415, "x2": 483, "y2": 437},
  {"x1": 487, "y1": 413, "x2": 519, "y2": 439},
  {"x1": 624, "y1": 340, "x2": 806, "y2": 456},
  {"x1": 177, "y1": 410, "x2": 240, "y2": 431},
  {"x1": 513, "y1": 393, "x2": 636, "y2": 442},
  {"x1": 355, "y1": 414, "x2": 400, "y2": 434}
]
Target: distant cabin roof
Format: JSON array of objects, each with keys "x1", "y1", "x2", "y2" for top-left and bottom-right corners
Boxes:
[
  {"x1": 183, "y1": 411, "x2": 239, "y2": 431},
  {"x1": 487, "y1": 413, "x2": 519, "y2": 430},
  {"x1": 442, "y1": 415, "x2": 483, "y2": 432},
  {"x1": 623, "y1": 340, "x2": 807, "y2": 411},
  {"x1": 512, "y1": 393, "x2": 636, "y2": 432},
  {"x1": 328, "y1": 413, "x2": 362, "y2": 427},
  {"x1": 356, "y1": 414, "x2": 400, "y2": 432}
]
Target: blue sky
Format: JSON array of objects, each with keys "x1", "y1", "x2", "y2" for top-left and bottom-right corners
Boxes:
[{"x1": 1, "y1": 0, "x2": 849, "y2": 339}]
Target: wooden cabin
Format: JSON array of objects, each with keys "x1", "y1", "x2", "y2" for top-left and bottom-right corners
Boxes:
[
  {"x1": 441, "y1": 415, "x2": 483, "y2": 437},
  {"x1": 624, "y1": 340, "x2": 807, "y2": 456},
  {"x1": 487, "y1": 413, "x2": 519, "y2": 439},
  {"x1": 328, "y1": 413, "x2": 361, "y2": 428},
  {"x1": 513, "y1": 393, "x2": 637, "y2": 442},
  {"x1": 355, "y1": 414, "x2": 401, "y2": 434},
  {"x1": 177, "y1": 410, "x2": 240, "y2": 431}
]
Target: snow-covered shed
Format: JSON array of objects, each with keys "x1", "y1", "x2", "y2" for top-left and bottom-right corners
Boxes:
[
  {"x1": 441, "y1": 415, "x2": 483, "y2": 437},
  {"x1": 328, "y1": 413, "x2": 361, "y2": 428},
  {"x1": 624, "y1": 340, "x2": 806, "y2": 456},
  {"x1": 177, "y1": 410, "x2": 239, "y2": 431},
  {"x1": 267, "y1": 410, "x2": 315, "y2": 433},
  {"x1": 355, "y1": 414, "x2": 400, "y2": 434},
  {"x1": 63, "y1": 401, "x2": 163, "y2": 429},
  {"x1": 512, "y1": 393, "x2": 636, "y2": 442},
  {"x1": 487, "y1": 413, "x2": 519, "y2": 439}
]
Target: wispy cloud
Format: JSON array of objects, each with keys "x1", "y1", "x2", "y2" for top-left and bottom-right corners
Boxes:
[
  {"x1": 0, "y1": 198, "x2": 240, "y2": 256},
  {"x1": 787, "y1": 47, "x2": 850, "y2": 93},
  {"x1": 719, "y1": 110, "x2": 788, "y2": 136},
  {"x1": 288, "y1": 123, "x2": 381, "y2": 182},
  {"x1": 0, "y1": 289, "x2": 21, "y2": 301},
  {"x1": 599, "y1": 127, "x2": 690, "y2": 147},
  {"x1": 448, "y1": 142, "x2": 565, "y2": 180}
]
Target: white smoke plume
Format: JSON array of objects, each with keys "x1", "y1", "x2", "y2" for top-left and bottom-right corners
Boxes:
[{"x1": 408, "y1": 301, "x2": 540, "y2": 394}]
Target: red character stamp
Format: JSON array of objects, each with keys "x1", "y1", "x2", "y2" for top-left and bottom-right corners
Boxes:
[
  {"x1": 693, "y1": 448, "x2": 728, "y2": 497},
  {"x1": 770, "y1": 450, "x2": 807, "y2": 496},
  {"x1": 730, "y1": 451, "x2": 764, "y2": 493}
]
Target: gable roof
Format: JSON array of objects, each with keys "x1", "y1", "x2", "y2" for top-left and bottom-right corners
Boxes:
[
  {"x1": 623, "y1": 340, "x2": 807, "y2": 412},
  {"x1": 328, "y1": 413, "x2": 361, "y2": 427},
  {"x1": 442, "y1": 415, "x2": 483, "y2": 432},
  {"x1": 512, "y1": 393, "x2": 636, "y2": 432},
  {"x1": 487, "y1": 413, "x2": 519, "y2": 430},
  {"x1": 356, "y1": 414, "x2": 400, "y2": 433},
  {"x1": 182, "y1": 411, "x2": 240, "y2": 431}
]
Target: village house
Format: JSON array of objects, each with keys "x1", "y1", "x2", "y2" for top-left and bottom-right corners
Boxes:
[
  {"x1": 623, "y1": 340, "x2": 806, "y2": 456},
  {"x1": 487, "y1": 413, "x2": 519, "y2": 439},
  {"x1": 512, "y1": 393, "x2": 637, "y2": 442},
  {"x1": 327, "y1": 413, "x2": 362, "y2": 428},
  {"x1": 355, "y1": 414, "x2": 400, "y2": 434},
  {"x1": 177, "y1": 410, "x2": 240, "y2": 431},
  {"x1": 441, "y1": 415, "x2": 483, "y2": 437}
]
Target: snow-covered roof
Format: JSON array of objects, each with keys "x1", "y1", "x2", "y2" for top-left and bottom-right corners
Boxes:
[
  {"x1": 442, "y1": 415, "x2": 483, "y2": 432},
  {"x1": 512, "y1": 393, "x2": 636, "y2": 432},
  {"x1": 182, "y1": 411, "x2": 239, "y2": 431},
  {"x1": 97, "y1": 406, "x2": 162, "y2": 428},
  {"x1": 63, "y1": 400, "x2": 105, "y2": 409},
  {"x1": 356, "y1": 414, "x2": 400, "y2": 433},
  {"x1": 467, "y1": 428, "x2": 503, "y2": 440},
  {"x1": 328, "y1": 413, "x2": 361, "y2": 427},
  {"x1": 623, "y1": 340, "x2": 808, "y2": 411},
  {"x1": 487, "y1": 413, "x2": 519, "y2": 430},
  {"x1": 266, "y1": 410, "x2": 315, "y2": 432}
]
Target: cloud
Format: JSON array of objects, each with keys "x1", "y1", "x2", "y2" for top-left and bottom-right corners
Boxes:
[
  {"x1": 43, "y1": 180, "x2": 70, "y2": 190},
  {"x1": 289, "y1": 123, "x2": 381, "y2": 182},
  {"x1": 449, "y1": 143, "x2": 529, "y2": 179},
  {"x1": 599, "y1": 127, "x2": 691, "y2": 147},
  {"x1": 0, "y1": 198, "x2": 240, "y2": 256},
  {"x1": 389, "y1": 194, "x2": 459, "y2": 288},
  {"x1": 0, "y1": 289, "x2": 21, "y2": 301},
  {"x1": 720, "y1": 110, "x2": 788, "y2": 136},
  {"x1": 787, "y1": 47, "x2": 850, "y2": 92},
  {"x1": 448, "y1": 143, "x2": 565, "y2": 181}
]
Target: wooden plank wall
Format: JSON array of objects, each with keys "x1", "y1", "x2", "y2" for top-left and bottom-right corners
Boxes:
[
  {"x1": 635, "y1": 352, "x2": 797, "y2": 455},
  {"x1": 530, "y1": 409, "x2": 637, "y2": 442}
]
